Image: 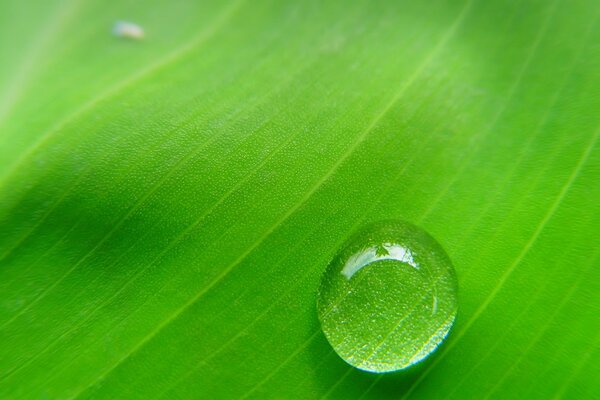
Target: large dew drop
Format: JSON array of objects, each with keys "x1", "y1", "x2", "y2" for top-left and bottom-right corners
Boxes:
[{"x1": 317, "y1": 220, "x2": 458, "y2": 373}]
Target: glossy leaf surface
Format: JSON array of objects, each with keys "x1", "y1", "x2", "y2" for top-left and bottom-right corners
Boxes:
[{"x1": 1, "y1": 0, "x2": 599, "y2": 398}]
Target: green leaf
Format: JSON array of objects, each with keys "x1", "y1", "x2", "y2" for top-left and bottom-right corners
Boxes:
[{"x1": 0, "y1": 0, "x2": 598, "y2": 399}]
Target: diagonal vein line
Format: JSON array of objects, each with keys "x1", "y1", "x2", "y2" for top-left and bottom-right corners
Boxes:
[
  {"x1": 0, "y1": 0, "x2": 251, "y2": 333},
  {"x1": 415, "y1": 0, "x2": 561, "y2": 225},
  {"x1": 320, "y1": 368, "x2": 354, "y2": 400},
  {"x1": 392, "y1": 15, "x2": 600, "y2": 393},
  {"x1": 440, "y1": 5, "x2": 600, "y2": 268},
  {"x1": 0, "y1": 0, "x2": 246, "y2": 188},
  {"x1": 273, "y1": 0, "x2": 475, "y2": 334},
  {"x1": 0, "y1": 24, "x2": 290, "y2": 297},
  {"x1": 70, "y1": 102, "x2": 367, "y2": 398},
  {"x1": 0, "y1": 0, "x2": 81, "y2": 127},
  {"x1": 0, "y1": 76, "x2": 266, "y2": 325},
  {"x1": 425, "y1": 11, "x2": 600, "y2": 395},
  {"x1": 0, "y1": 159, "x2": 92, "y2": 262},
  {"x1": 62, "y1": 71, "x2": 356, "y2": 400},
  {"x1": 295, "y1": 348, "x2": 338, "y2": 393},
  {"x1": 401, "y1": 123, "x2": 600, "y2": 400},
  {"x1": 394, "y1": 0, "x2": 565, "y2": 396},
  {"x1": 239, "y1": 330, "x2": 324, "y2": 400},
  {"x1": 552, "y1": 330, "x2": 600, "y2": 400},
  {"x1": 9, "y1": 0, "x2": 458, "y2": 351},
  {"x1": 153, "y1": 143, "x2": 394, "y2": 395},
  {"x1": 481, "y1": 249, "x2": 600, "y2": 399},
  {"x1": 231, "y1": 111, "x2": 454, "y2": 400},
  {"x1": 8, "y1": 0, "x2": 467, "y2": 395},
  {"x1": 445, "y1": 233, "x2": 600, "y2": 398},
  {"x1": 155, "y1": 77, "x2": 455, "y2": 399},
  {"x1": 442, "y1": 10, "x2": 600, "y2": 386},
  {"x1": 152, "y1": 219, "x2": 332, "y2": 399},
  {"x1": 75, "y1": 12, "x2": 463, "y2": 392},
  {"x1": 2, "y1": 50, "x2": 320, "y2": 386},
  {"x1": 0, "y1": 1, "x2": 249, "y2": 293},
  {"x1": 1, "y1": 102, "x2": 286, "y2": 381},
  {"x1": 258, "y1": 0, "x2": 589, "y2": 393},
  {"x1": 0, "y1": 86, "x2": 230, "y2": 263},
  {"x1": 457, "y1": 243, "x2": 599, "y2": 397},
  {"x1": 230, "y1": 0, "x2": 564, "y2": 391},
  {"x1": 279, "y1": 93, "x2": 456, "y2": 398},
  {"x1": 19, "y1": 8, "x2": 363, "y2": 390},
  {"x1": 232, "y1": 3, "x2": 479, "y2": 397},
  {"x1": 294, "y1": 0, "x2": 477, "y2": 394}
]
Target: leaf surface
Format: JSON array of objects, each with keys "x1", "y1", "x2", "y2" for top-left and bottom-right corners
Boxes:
[{"x1": 1, "y1": 0, "x2": 599, "y2": 399}]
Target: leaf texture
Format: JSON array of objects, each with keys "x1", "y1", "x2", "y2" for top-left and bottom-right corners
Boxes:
[{"x1": 0, "y1": 0, "x2": 599, "y2": 398}]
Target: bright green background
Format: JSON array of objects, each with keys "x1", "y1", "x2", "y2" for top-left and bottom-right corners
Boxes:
[{"x1": 0, "y1": 0, "x2": 599, "y2": 399}]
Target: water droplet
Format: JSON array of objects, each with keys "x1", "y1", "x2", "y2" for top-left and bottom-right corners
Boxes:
[
  {"x1": 317, "y1": 220, "x2": 458, "y2": 373},
  {"x1": 112, "y1": 21, "x2": 145, "y2": 40}
]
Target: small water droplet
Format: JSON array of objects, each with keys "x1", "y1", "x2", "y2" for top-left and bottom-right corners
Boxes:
[
  {"x1": 317, "y1": 220, "x2": 458, "y2": 373},
  {"x1": 112, "y1": 21, "x2": 145, "y2": 40}
]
